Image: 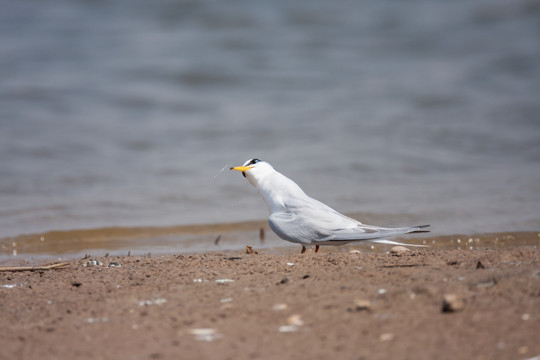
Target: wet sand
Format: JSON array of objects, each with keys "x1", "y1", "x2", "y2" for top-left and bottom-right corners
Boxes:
[{"x1": 1, "y1": 231, "x2": 539, "y2": 360}]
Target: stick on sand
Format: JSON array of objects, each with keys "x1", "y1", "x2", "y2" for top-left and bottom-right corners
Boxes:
[{"x1": 0, "y1": 262, "x2": 70, "y2": 272}]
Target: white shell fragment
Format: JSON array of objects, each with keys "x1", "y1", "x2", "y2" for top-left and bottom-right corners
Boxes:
[
  {"x1": 86, "y1": 259, "x2": 102, "y2": 266},
  {"x1": 278, "y1": 325, "x2": 299, "y2": 333},
  {"x1": 272, "y1": 303, "x2": 288, "y2": 311},
  {"x1": 189, "y1": 328, "x2": 223, "y2": 342},
  {"x1": 278, "y1": 314, "x2": 304, "y2": 333},
  {"x1": 215, "y1": 279, "x2": 235, "y2": 283},
  {"x1": 86, "y1": 317, "x2": 109, "y2": 324},
  {"x1": 138, "y1": 298, "x2": 167, "y2": 307}
]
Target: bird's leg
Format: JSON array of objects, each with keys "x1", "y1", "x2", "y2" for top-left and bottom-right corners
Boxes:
[
  {"x1": 301, "y1": 246, "x2": 306, "y2": 254},
  {"x1": 315, "y1": 245, "x2": 320, "y2": 253}
]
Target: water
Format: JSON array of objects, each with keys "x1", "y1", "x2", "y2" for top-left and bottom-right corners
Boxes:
[{"x1": 1, "y1": 0, "x2": 540, "y2": 241}]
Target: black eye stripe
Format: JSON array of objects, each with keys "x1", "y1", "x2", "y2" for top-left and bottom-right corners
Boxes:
[{"x1": 242, "y1": 158, "x2": 262, "y2": 167}]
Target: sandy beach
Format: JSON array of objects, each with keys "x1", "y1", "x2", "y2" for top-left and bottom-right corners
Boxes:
[{"x1": 1, "y1": 231, "x2": 539, "y2": 360}]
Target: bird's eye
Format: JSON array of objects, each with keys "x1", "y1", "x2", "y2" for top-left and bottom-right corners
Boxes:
[{"x1": 250, "y1": 159, "x2": 261, "y2": 165}]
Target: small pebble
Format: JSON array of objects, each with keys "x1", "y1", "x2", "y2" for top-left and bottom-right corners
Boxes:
[
  {"x1": 107, "y1": 262, "x2": 121, "y2": 268},
  {"x1": 353, "y1": 299, "x2": 372, "y2": 312},
  {"x1": 287, "y1": 314, "x2": 304, "y2": 327},
  {"x1": 521, "y1": 313, "x2": 531, "y2": 321},
  {"x1": 442, "y1": 294, "x2": 465, "y2": 313},
  {"x1": 286, "y1": 262, "x2": 295, "y2": 266},
  {"x1": 349, "y1": 250, "x2": 361, "y2": 254},
  {"x1": 377, "y1": 288, "x2": 387, "y2": 295},
  {"x1": 245, "y1": 246, "x2": 258, "y2": 254},
  {"x1": 476, "y1": 279, "x2": 497, "y2": 288},
  {"x1": 380, "y1": 333, "x2": 394, "y2": 342},
  {"x1": 390, "y1": 246, "x2": 411, "y2": 256}
]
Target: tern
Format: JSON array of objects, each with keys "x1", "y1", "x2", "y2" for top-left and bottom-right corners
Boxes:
[{"x1": 230, "y1": 158, "x2": 430, "y2": 253}]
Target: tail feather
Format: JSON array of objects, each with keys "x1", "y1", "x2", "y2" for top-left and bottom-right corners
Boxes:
[
  {"x1": 407, "y1": 224, "x2": 431, "y2": 234},
  {"x1": 370, "y1": 239, "x2": 428, "y2": 247},
  {"x1": 322, "y1": 224, "x2": 431, "y2": 243}
]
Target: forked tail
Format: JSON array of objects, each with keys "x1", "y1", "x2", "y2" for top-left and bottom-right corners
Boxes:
[
  {"x1": 370, "y1": 224, "x2": 430, "y2": 247},
  {"x1": 408, "y1": 224, "x2": 431, "y2": 233}
]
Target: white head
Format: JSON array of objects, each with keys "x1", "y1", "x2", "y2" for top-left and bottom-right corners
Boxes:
[
  {"x1": 230, "y1": 158, "x2": 276, "y2": 187},
  {"x1": 230, "y1": 158, "x2": 308, "y2": 213}
]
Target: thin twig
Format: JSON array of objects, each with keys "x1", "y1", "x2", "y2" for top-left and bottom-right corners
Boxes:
[{"x1": 0, "y1": 262, "x2": 70, "y2": 272}]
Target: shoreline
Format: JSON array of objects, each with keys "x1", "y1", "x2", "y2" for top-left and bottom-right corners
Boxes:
[
  {"x1": 1, "y1": 241, "x2": 539, "y2": 359},
  {"x1": 1, "y1": 219, "x2": 539, "y2": 264}
]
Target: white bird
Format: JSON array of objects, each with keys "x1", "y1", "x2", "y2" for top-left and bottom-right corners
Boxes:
[{"x1": 230, "y1": 158, "x2": 430, "y2": 253}]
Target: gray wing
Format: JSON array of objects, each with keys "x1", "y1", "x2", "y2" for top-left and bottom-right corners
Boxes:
[{"x1": 269, "y1": 194, "x2": 429, "y2": 245}]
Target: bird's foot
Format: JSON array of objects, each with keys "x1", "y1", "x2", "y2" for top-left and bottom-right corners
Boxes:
[{"x1": 301, "y1": 246, "x2": 306, "y2": 254}]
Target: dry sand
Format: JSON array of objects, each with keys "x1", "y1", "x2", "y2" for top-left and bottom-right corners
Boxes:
[{"x1": 1, "y1": 231, "x2": 539, "y2": 360}]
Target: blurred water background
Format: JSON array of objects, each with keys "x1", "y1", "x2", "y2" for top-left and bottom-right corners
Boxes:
[{"x1": 1, "y1": 0, "x2": 539, "y2": 241}]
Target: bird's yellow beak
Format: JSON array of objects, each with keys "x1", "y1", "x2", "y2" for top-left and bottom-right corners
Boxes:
[{"x1": 229, "y1": 165, "x2": 253, "y2": 172}]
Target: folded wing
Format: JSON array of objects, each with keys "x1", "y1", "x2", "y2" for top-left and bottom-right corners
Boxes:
[{"x1": 269, "y1": 193, "x2": 430, "y2": 245}]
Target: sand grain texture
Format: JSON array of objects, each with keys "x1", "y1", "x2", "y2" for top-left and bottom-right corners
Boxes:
[{"x1": 0, "y1": 243, "x2": 539, "y2": 360}]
